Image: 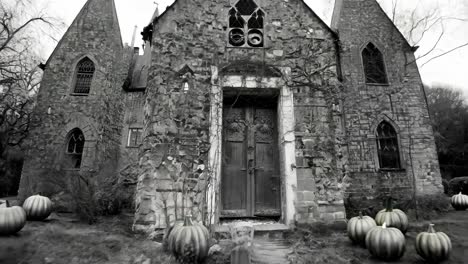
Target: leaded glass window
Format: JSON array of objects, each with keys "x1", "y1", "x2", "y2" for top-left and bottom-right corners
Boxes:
[
  {"x1": 228, "y1": 0, "x2": 264, "y2": 48},
  {"x1": 73, "y1": 57, "x2": 95, "y2": 94},
  {"x1": 127, "y1": 128, "x2": 143, "y2": 147},
  {"x1": 66, "y1": 129, "x2": 85, "y2": 168},
  {"x1": 362, "y1": 43, "x2": 388, "y2": 84},
  {"x1": 376, "y1": 121, "x2": 401, "y2": 169}
]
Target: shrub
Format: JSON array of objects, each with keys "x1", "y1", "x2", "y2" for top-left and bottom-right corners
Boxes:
[
  {"x1": 344, "y1": 193, "x2": 413, "y2": 219},
  {"x1": 442, "y1": 179, "x2": 449, "y2": 194},
  {"x1": 0, "y1": 151, "x2": 23, "y2": 196},
  {"x1": 94, "y1": 183, "x2": 124, "y2": 216},
  {"x1": 448, "y1": 176, "x2": 468, "y2": 195},
  {"x1": 69, "y1": 167, "x2": 126, "y2": 222},
  {"x1": 345, "y1": 193, "x2": 450, "y2": 221},
  {"x1": 407, "y1": 194, "x2": 451, "y2": 220},
  {"x1": 92, "y1": 161, "x2": 126, "y2": 216},
  {"x1": 36, "y1": 159, "x2": 125, "y2": 224}
]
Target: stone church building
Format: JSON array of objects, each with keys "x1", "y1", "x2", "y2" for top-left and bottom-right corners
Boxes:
[{"x1": 18, "y1": 0, "x2": 443, "y2": 232}]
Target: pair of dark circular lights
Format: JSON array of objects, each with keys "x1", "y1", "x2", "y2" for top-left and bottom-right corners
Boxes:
[{"x1": 229, "y1": 28, "x2": 263, "y2": 47}]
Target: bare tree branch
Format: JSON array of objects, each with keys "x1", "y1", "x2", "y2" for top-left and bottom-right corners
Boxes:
[{"x1": 421, "y1": 42, "x2": 468, "y2": 67}]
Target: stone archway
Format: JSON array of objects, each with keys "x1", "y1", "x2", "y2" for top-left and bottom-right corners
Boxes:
[{"x1": 207, "y1": 65, "x2": 298, "y2": 227}]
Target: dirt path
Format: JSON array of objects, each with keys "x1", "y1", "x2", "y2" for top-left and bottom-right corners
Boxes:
[{"x1": 251, "y1": 237, "x2": 291, "y2": 264}]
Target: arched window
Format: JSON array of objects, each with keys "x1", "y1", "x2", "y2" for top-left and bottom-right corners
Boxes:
[
  {"x1": 182, "y1": 81, "x2": 190, "y2": 93},
  {"x1": 376, "y1": 121, "x2": 401, "y2": 169},
  {"x1": 362, "y1": 43, "x2": 388, "y2": 84},
  {"x1": 65, "y1": 129, "x2": 85, "y2": 168},
  {"x1": 228, "y1": 0, "x2": 264, "y2": 48},
  {"x1": 73, "y1": 57, "x2": 95, "y2": 94}
]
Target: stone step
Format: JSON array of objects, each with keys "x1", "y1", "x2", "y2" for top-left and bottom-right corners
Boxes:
[
  {"x1": 251, "y1": 237, "x2": 292, "y2": 264},
  {"x1": 213, "y1": 223, "x2": 290, "y2": 240}
]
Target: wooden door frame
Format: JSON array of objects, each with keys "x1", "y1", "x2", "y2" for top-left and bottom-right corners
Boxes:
[{"x1": 207, "y1": 66, "x2": 298, "y2": 227}]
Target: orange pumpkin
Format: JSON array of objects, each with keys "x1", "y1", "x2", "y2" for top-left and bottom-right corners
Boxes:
[
  {"x1": 375, "y1": 198, "x2": 408, "y2": 234},
  {"x1": 167, "y1": 215, "x2": 210, "y2": 264},
  {"x1": 365, "y1": 222, "x2": 406, "y2": 261},
  {"x1": 163, "y1": 219, "x2": 184, "y2": 252},
  {"x1": 347, "y1": 211, "x2": 377, "y2": 246},
  {"x1": 415, "y1": 224, "x2": 452, "y2": 263},
  {"x1": 0, "y1": 200, "x2": 27, "y2": 236},
  {"x1": 23, "y1": 194, "x2": 53, "y2": 221},
  {"x1": 450, "y1": 192, "x2": 468, "y2": 210}
]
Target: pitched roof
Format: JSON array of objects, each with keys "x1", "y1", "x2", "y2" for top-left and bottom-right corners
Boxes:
[
  {"x1": 148, "y1": 0, "x2": 338, "y2": 37},
  {"x1": 331, "y1": 0, "x2": 412, "y2": 48},
  {"x1": 44, "y1": 0, "x2": 123, "y2": 67}
]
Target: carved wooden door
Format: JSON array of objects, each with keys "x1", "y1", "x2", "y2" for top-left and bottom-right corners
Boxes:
[{"x1": 221, "y1": 105, "x2": 280, "y2": 218}]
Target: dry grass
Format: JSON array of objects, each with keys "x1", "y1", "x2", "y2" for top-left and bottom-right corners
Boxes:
[
  {"x1": 2, "y1": 210, "x2": 467, "y2": 264},
  {"x1": 286, "y1": 210, "x2": 468, "y2": 264},
  {"x1": 0, "y1": 214, "x2": 177, "y2": 264}
]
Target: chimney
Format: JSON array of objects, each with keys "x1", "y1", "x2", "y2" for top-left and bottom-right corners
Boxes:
[{"x1": 130, "y1": 25, "x2": 137, "y2": 48}]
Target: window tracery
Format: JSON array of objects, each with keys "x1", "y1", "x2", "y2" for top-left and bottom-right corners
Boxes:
[
  {"x1": 73, "y1": 57, "x2": 95, "y2": 94},
  {"x1": 127, "y1": 128, "x2": 143, "y2": 148},
  {"x1": 362, "y1": 43, "x2": 388, "y2": 84},
  {"x1": 65, "y1": 129, "x2": 85, "y2": 168},
  {"x1": 228, "y1": 0, "x2": 264, "y2": 48},
  {"x1": 376, "y1": 121, "x2": 401, "y2": 169}
]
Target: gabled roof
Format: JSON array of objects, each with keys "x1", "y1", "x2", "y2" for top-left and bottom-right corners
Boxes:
[
  {"x1": 372, "y1": 0, "x2": 412, "y2": 49},
  {"x1": 331, "y1": 0, "x2": 412, "y2": 49},
  {"x1": 43, "y1": 0, "x2": 123, "y2": 68},
  {"x1": 148, "y1": 0, "x2": 338, "y2": 38}
]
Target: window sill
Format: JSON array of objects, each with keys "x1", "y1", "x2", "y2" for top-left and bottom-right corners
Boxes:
[
  {"x1": 126, "y1": 146, "x2": 140, "y2": 149},
  {"x1": 365, "y1": 83, "x2": 390, "y2": 87},
  {"x1": 378, "y1": 168, "x2": 406, "y2": 172},
  {"x1": 62, "y1": 168, "x2": 81, "y2": 171},
  {"x1": 70, "y1": 93, "x2": 90, "y2": 96}
]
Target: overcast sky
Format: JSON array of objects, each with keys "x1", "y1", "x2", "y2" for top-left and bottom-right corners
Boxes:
[{"x1": 32, "y1": 0, "x2": 468, "y2": 93}]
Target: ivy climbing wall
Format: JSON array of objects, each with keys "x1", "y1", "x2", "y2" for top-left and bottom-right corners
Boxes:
[{"x1": 133, "y1": 0, "x2": 347, "y2": 231}]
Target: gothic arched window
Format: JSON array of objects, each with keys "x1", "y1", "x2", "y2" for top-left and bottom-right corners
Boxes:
[
  {"x1": 73, "y1": 57, "x2": 95, "y2": 94},
  {"x1": 376, "y1": 121, "x2": 401, "y2": 169},
  {"x1": 65, "y1": 128, "x2": 85, "y2": 168},
  {"x1": 228, "y1": 0, "x2": 265, "y2": 48},
  {"x1": 362, "y1": 43, "x2": 388, "y2": 84}
]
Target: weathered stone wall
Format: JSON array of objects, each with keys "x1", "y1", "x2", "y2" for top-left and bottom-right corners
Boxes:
[
  {"x1": 118, "y1": 91, "x2": 146, "y2": 207},
  {"x1": 334, "y1": 0, "x2": 443, "y2": 215},
  {"x1": 134, "y1": 0, "x2": 347, "y2": 231},
  {"x1": 18, "y1": 0, "x2": 126, "y2": 200},
  {"x1": 20, "y1": 0, "x2": 443, "y2": 230}
]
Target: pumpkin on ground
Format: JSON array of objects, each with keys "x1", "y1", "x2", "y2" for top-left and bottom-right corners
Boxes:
[
  {"x1": 167, "y1": 214, "x2": 210, "y2": 264},
  {"x1": 163, "y1": 219, "x2": 184, "y2": 252},
  {"x1": 415, "y1": 224, "x2": 452, "y2": 263},
  {"x1": 375, "y1": 197, "x2": 408, "y2": 234},
  {"x1": 22, "y1": 194, "x2": 53, "y2": 221},
  {"x1": 450, "y1": 192, "x2": 468, "y2": 210},
  {"x1": 347, "y1": 211, "x2": 377, "y2": 246},
  {"x1": 365, "y1": 222, "x2": 406, "y2": 261},
  {"x1": 0, "y1": 200, "x2": 27, "y2": 236}
]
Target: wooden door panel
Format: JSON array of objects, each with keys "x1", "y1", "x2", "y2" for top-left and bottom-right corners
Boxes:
[
  {"x1": 221, "y1": 103, "x2": 281, "y2": 218},
  {"x1": 222, "y1": 108, "x2": 248, "y2": 217},
  {"x1": 255, "y1": 142, "x2": 280, "y2": 216},
  {"x1": 222, "y1": 141, "x2": 247, "y2": 214},
  {"x1": 254, "y1": 108, "x2": 280, "y2": 216}
]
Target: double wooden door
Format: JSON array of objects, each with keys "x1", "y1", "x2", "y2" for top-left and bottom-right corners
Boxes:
[{"x1": 221, "y1": 104, "x2": 281, "y2": 218}]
